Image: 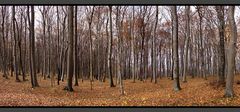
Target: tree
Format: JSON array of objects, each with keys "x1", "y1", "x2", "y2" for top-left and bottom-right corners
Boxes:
[
  {"x1": 171, "y1": 6, "x2": 181, "y2": 91},
  {"x1": 225, "y1": 6, "x2": 237, "y2": 98},
  {"x1": 182, "y1": 6, "x2": 190, "y2": 82},
  {"x1": 131, "y1": 6, "x2": 136, "y2": 83},
  {"x1": 27, "y1": 6, "x2": 39, "y2": 87},
  {"x1": 196, "y1": 6, "x2": 205, "y2": 79},
  {"x1": 63, "y1": 6, "x2": 74, "y2": 92},
  {"x1": 115, "y1": 6, "x2": 125, "y2": 95},
  {"x1": 215, "y1": 6, "x2": 225, "y2": 84},
  {"x1": 18, "y1": 6, "x2": 26, "y2": 81},
  {"x1": 74, "y1": 6, "x2": 79, "y2": 86},
  {"x1": 1, "y1": 6, "x2": 8, "y2": 79},
  {"x1": 152, "y1": 6, "x2": 158, "y2": 84},
  {"x1": 108, "y1": 6, "x2": 115, "y2": 87},
  {"x1": 12, "y1": 6, "x2": 21, "y2": 82},
  {"x1": 39, "y1": 6, "x2": 46, "y2": 79},
  {"x1": 87, "y1": 6, "x2": 95, "y2": 90},
  {"x1": 56, "y1": 6, "x2": 61, "y2": 85}
]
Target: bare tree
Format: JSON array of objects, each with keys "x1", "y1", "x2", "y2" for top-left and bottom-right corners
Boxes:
[
  {"x1": 63, "y1": 6, "x2": 74, "y2": 92},
  {"x1": 12, "y1": 6, "x2": 21, "y2": 82},
  {"x1": 152, "y1": 6, "x2": 158, "y2": 84},
  {"x1": 171, "y1": 6, "x2": 181, "y2": 91},
  {"x1": 74, "y1": 6, "x2": 79, "y2": 86},
  {"x1": 131, "y1": 6, "x2": 136, "y2": 83},
  {"x1": 215, "y1": 6, "x2": 225, "y2": 84},
  {"x1": 225, "y1": 6, "x2": 237, "y2": 98},
  {"x1": 1, "y1": 6, "x2": 8, "y2": 79},
  {"x1": 27, "y1": 6, "x2": 39, "y2": 87},
  {"x1": 182, "y1": 6, "x2": 190, "y2": 82},
  {"x1": 108, "y1": 6, "x2": 115, "y2": 87},
  {"x1": 86, "y1": 6, "x2": 95, "y2": 90}
]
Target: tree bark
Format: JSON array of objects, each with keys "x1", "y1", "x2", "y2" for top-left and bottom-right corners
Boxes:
[
  {"x1": 215, "y1": 6, "x2": 225, "y2": 84},
  {"x1": 88, "y1": 6, "x2": 95, "y2": 90},
  {"x1": 183, "y1": 6, "x2": 190, "y2": 82},
  {"x1": 1, "y1": 6, "x2": 8, "y2": 79},
  {"x1": 74, "y1": 6, "x2": 79, "y2": 86},
  {"x1": 152, "y1": 6, "x2": 158, "y2": 84},
  {"x1": 28, "y1": 6, "x2": 39, "y2": 87},
  {"x1": 64, "y1": 6, "x2": 74, "y2": 92},
  {"x1": 225, "y1": 6, "x2": 236, "y2": 98},
  {"x1": 171, "y1": 6, "x2": 181, "y2": 91},
  {"x1": 12, "y1": 6, "x2": 21, "y2": 82},
  {"x1": 108, "y1": 6, "x2": 115, "y2": 87}
]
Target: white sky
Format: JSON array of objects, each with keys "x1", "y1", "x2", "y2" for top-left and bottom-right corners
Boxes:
[{"x1": 33, "y1": 6, "x2": 240, "y2": 31}]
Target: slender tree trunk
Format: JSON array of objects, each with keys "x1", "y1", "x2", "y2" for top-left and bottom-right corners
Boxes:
[
  {"x1": 12, "y1": 6, "x2": 20, "y2": 82},
  {"x1": 1, "y1": 6, "x2": 8, "y2": 79},
  {"x1": 183, "y1": 6, "x2": 190, "y2": 82},
  {"x1": 131, "y1": 6, "x2": 136, "y2": 83},
  {"x1": 23, "y1": 12, "x2": 27, "y2": 81},
  {"x1": 88, "y1": 6, "x2": 95, "y2": 90},
  {"x1": 43, "y1": 7, "x2": 47, "y2": 80},
  {"x1": 117, "y1": 6, "x2": 125, "y2": 95},
  {"x1": 32, "y1": 6, "x2": 39, "y2": 87},
  {"x1": 47, "y1": 16, "x2": 51, "y2": 79},
  {"x1": 74, "y1": 6, "x2": 79, "y2": 86},
  {"x1": 216, "y1": 6, "x2": 225, "y2": 84},
  {"x1": 18, "y1": 10, "x2": 25, "y2": 81},
  {"x1": 152, "y1": 6, "x2": 158, "y2": 84},
  {"x1": 108, "y1": 6, "x2": 115, "y2": 87},
  {"x1": 64, "y1": 6, "x2": 74, "y2": 92},
  {"x1": 171, "y1": 6, "x2": 181, "y2": 91},
  {"x1": 28, "y1": 6, "x2": 39, "y2": 87},
  {"x1": 28, "y1": 7, "x2": 33, "y2": 86},
  {"x1": 56, "y1": 6, "x2": 61, "y2": 85},
  {"x1": 225, "y1": 6, "x2": 237, "y2": 98}
]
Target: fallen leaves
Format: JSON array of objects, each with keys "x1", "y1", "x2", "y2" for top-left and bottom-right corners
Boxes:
[{"x1": 0, "y1": 74, "x2": 240, "y2": 106}]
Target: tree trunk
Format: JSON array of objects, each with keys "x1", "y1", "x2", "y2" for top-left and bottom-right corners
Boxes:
[
  {"x1": 1, "y1": 6, "x2": 8, "y2": 79},
  {"x1": 64, "y1": 6, "x2": 74, "y2": 92},
  {"x1": 225, "y1": 6, "x2": 236, "y2": 98},
  {"x1": 28, "y1": 6, "x2": 39, "y2": 87},
  {"x1": 171, "y1": 6, "x2": 181, "y2": 91},
  {"x1": 41, "y1": 6, "x2": 47, "y2": 80},
  {"x1": 152, "y1": 6, "x2": 158, "y2": 84},
  {"x1": 215, "y1": 6, "x2": 225, "y2": 84},
  {"x1": 12, "y1": 6, "x2": 21, "y2": 82},
  {"x1": 131, "y1": 6, "x2": 135, "y2": 83},
  {"x1": 108, "y1": 6, "x2": 115, "y2": 87},
  {"x1": 74, "y1": 6, "x2": 79, "y2": 86},
  {"x1": 183, "y1": 6, "x2": 190, "y2": 82},
  {"x1": 88, "y1": 6, "x2": 95, "y2": 90}
]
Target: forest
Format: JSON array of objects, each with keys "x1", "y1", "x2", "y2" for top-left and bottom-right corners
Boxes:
[{"x1": 0, "y1": 5, "x2": 240, "y2": 106}]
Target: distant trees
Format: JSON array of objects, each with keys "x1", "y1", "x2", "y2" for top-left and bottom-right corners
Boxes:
[{"x1": 0, "y1": 6, "x2": 239, "y2": 97}]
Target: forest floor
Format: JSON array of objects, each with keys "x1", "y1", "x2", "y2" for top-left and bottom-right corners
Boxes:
[{"x1": 1, "y1": 73, "x2": 240, "y2": 106}]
